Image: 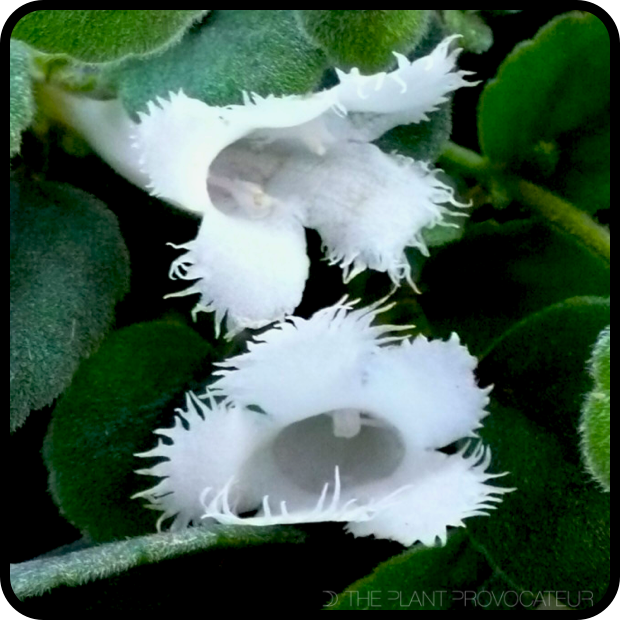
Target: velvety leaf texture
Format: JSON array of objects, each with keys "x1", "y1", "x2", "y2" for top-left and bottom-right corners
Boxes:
[
  {"x1": 443, "y1": 10, "x2": 494, "y2": 54},
  {"x1": 114, "y1": 10, "x2": 328, "y2": 114},
  {"x1": 10, "y1": 39, "x2": 35, "y2": 158},
  {"x1": 10, "y1": 176, "x2": 130, "y2": 432},
  {"x1": 418, "y1": 219, "x2": 611, "y2": 354},
  {"x1": 479, "y1": 12, "x2": 610, "y2": 215},
  {"x1": 477, "y1": 297, "x2": 611, "y2": 458},
  {"x1": 11, "y1": 525, "x2": 405, "y2": 612},
  {"x1": 11, "y1": 10, "x2": 209, "y2": 63},
  {"x1": 43, "y1": 321, "x2": 216, "y2": 542},
  {"x1": 11, "y1": 525, "x2": 304, "y2": 601},
  {"x1": 328, "y1": 530, "x2": 492, "y2": 610},
  {"x1": 297, "y1": 10, "x2": 431, "y2": 73},
  {"x1": 580, "y1": 327, "x2": 611, "y2": 491},
  {"x1": 7, "y1": 8, "x2": 612, "y2": 613},
  {"x1": 475, "y1": 572, "x2": 531, "y2": 610},
  {"x1": 373, "y1": 11, "x2": 454, "y2": 164},
  {"x1": 470, "y1": 298, "x2": 611, "y2": 610}
]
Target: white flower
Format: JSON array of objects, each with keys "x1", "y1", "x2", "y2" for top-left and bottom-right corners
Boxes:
[
  {"x1": 54, "y1": 36, "x2": 474, "y2": 337},
  {"x1": 134, "y1": 300, "x2": 513, "y2": 547}
]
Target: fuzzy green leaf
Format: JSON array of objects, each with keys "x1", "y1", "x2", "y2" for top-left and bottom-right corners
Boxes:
[
  {"x1": 297, "y1": 10, "x2": 431, "y2": 73},
  {"x1": 554, "y1": 124, "x2": 610, "y2": 217},
  {"x1": 373, "y1": 13, "x2": 453, "y2": 164},
  {"x1": 418, "y1": 220, "x2": 610, "y2": 354},
  {"x1": 471, "y1": 402, "x2": 610, "y2": 610},
  {"x1": 10, "y1": 176, "x2": 130, "y2": 433},
  {"x1": 469, "y1": 298, "x2": 611, "y2": 610},
  {"x1": 479, "y1": 12, "x2": 610, "y2": 215},
  {"x1": 11, "y1": 525, "x2": 304, "y2": 602},
  {"x1": 11, "y1": 10, "x2": 209, "y2": 63},
  {"x1": 328, "y1": 530, "x2": 491, "y2": 610},
  {"x1": 474, "y1": 572, "x2": 568, "y2": 610},
  {"x1": 113, "y1": 10, "x2": 327, "y2": 114},
  {"x1": 474, "y1": 572, "x2": 529, "y2": 610},
  {"x1": 478, "y1": 297, "x2": 611, "y2": 448},
  {"x1": 443, "y1": 11, "x2": 494, "y2": 54},
  {"x1": 10, "y1": 39, "x2": 35, "y2": 158},
  {"x1": 376, "y1": 104, "x2": 453, "y2": 164},
  {"x1": 580, "y1": 327, "x2": 611, "y2": 491},
  {"x1": 11, "y1": 525, "x2": 403, "y2": 611},
  {"x1": 44, "y1": 321, "x2": 216, "y2": 542}
]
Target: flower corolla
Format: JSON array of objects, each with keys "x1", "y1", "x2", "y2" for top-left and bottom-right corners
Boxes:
[
  {"x1": 58, "y1": 36, "x2": 475, "y2": 336},
  {"x1": 134, "y1": 300, "x2": 512, "y2": 547}
]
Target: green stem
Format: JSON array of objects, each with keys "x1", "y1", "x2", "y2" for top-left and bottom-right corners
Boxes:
[
  {"x1": 440, "y1": 142, "x2": 611, "y2": 263},
  {"x1": 512, "y1": 179, "x2": 610, "y2": 263},
  {"x1": 438, "y1": 142, "x2": 490, "y2": 179}
]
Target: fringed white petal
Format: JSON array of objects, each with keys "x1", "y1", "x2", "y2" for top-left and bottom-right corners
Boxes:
[
  {"x1": 132, "y1": 90, "x2": 335, "y2": 215},
  {"x1": 212, "y1": 298, "x2": 410, "y2": 423},
  {"x1": 266, "y1": 142, "x2": 466, "y2": 285},
  {"x1": 202, "y1": 466, "x2": 397, "y2": 527},
  {"x1": 328, "y1": 35, "x2": 477, "y2": 143},
  {"x1": 201, "y1": 441, "x2": 512, "y2": 548},
  {"x1": 240, "y1": 90, "x2": 338, "y2": 155},
  {"x1": 50, "y1": 90, "x2": 149, "y2": 190},
  {"x1": 133, "y1": 392, "x2": 271, "y2": 531},
  {"x1": 133, "y1": 303, "x2": 513, "y2": 544},
  {"x1": 238, "y1": 89, "x2": 337, "y2": 133},
  {"x1": 346, "y1": 444, "x2": 514, "y2": 547},
  {"x1": 363, "y1": 333, "x2": 492, "y2": 450},
  {"x1": 166, "y1": 207, "x2": 309, "y2": 338},
  {"x1": 248, "y1": 36, "x2": 476, "y2": 158},
  {"x1": 132, "y1": 90, "x2": 238, "y2": 215}
]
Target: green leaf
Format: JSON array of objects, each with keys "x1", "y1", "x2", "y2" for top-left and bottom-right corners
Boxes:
[
  {"x1": 12, "y1": 525, "x2": 403, "y2": 611},
  {"x1": 580, "y1": 327, "x2": 611, "y2": 491},
  {"x1": 469, "y1": 298, "x2": 611, "y2": 609},
  {"x1": 479, "y1": 12, "x2": 610, "y2": 215},
  {"x1": 11, "y1": 10, "x2": 209, "y2": 63},
  {"x1": 113, "y1": 10, "x2": 328, "y2": 114},
  {"x1": 443, "y1": 10, "x2": 494, "y2": 54},
  {"x1": 10, "y1": 176, "x2": 130, "y2": 433},
  {"x1": 11, "y1": 525, "x2": 304, "y2": 601},
  {"x1": 373, "y1": 13, "x2": 454, "y2": 164},
  {"x1": 375, "y1": 104, "x2": 453, "y2": 164},
  {"x1": 478, "y1": 297, "x2": 611, "y2": 453},
  {"x1": 471, "y1": 403, "x2": 610, "y2": 609},
  {"x1": 590, "y1": 327, "x2": 611, "y2": 392},
  {"x1": 554, "y1": 123, "x2": 610, "y2": 217},
  {"x1": 474, "y1": 572, "x2": 531, "y2": 610},
  {"x1": 10, "y1": 39, "x2": 35, "y2": 158},
  {"x1": 328, "y1": 530, "x2": 492, "y2": 610},
  {"x1": 421, "y1": 211, "x2": 466, "y2": 248},
  {"x1": 297, "y1": 10, "x2": 431, "y2": 73},
  {"x1": 418, "y1": 219, "x2": 610, "y2": 354},
  {"x1": 44, "y1": 321, "x2": 216, "y2": 542}
]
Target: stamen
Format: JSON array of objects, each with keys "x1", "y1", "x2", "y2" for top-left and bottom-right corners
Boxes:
[
  {"x1": 209, "y1": 174, "x2": 273, "y2": 217},
  {"x1": 332, "y1": 409, "x2": 362, "y2": 438},
  {"x1": 331, "y1": 409, "x2": 387, "y2": 438}
]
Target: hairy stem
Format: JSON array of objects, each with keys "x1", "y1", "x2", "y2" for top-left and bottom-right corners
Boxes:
[
  {"x1": 440, "y1": 142, "x2": 610, "y2": 263},
  {"x1": 512, "y1": 179, "x2": 610, "y2": 263},
  {"x1": 439, "y1": 142, "x2": 490, "y2": 179}
]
